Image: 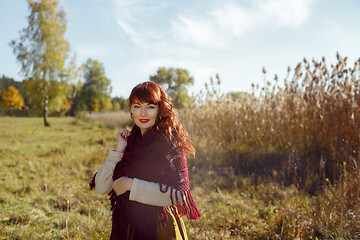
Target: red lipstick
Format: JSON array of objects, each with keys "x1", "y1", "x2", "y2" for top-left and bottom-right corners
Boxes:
[{"x1": 139, "y1": 119, "x2": 150, "y2": 123}]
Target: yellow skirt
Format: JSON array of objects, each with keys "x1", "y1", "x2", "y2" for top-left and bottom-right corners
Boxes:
[
  {"x1": 112, "y1": 206, "x2": 187, "y2": 240},
  {"x1": 156, "y1": 206, "x2": 188, "y2": 240}
]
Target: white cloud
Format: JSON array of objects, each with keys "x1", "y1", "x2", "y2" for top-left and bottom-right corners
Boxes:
[
  {"x1": 111, "y1": 0, "x2": 148, "y2": 47},
  {"x1": 259, "y1": 0, "x2": 311, "y2": 28},
  {"x1": 108, "y1": 0, "x2": 313, "y2": 49},
  {"x1": 172, "y1": 0, "x2": 313, "y2": 48},
  {"x1": 111, "y1": 0, "x2": 176, "y2": 47},
  {"x1": 171, "y1": 16, "x2": 226, "y2": 48},
  {"x1": 210, "y1": 3, "x2": 255, "y2": 37}
]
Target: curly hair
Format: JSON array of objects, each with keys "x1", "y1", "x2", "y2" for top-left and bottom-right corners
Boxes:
[{"x1": 128, "y1": 81, "x2": 195, "y2": 156}]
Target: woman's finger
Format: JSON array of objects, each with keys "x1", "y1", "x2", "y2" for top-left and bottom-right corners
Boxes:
[
  {"x1": 125, "y1": 130, "x2": 131, "y2": 137},
  {"x1": 117, "y1": 132, "x2": 124, "y2": 138},
  {"x1": 121, "y1": 129, "x2": 131, "y2": 138}
]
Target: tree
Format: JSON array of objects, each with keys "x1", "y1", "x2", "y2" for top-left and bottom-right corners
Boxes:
[
  {"x1": 0, "y1": 86, "x2": 26, "y2": 109},
  {"x1": 62, "y1": 54, "x2": 82, "y2": 116},
  {"x1": 21, "y1": 77, "x2": 69, "y2": 116},
  {"x1": 0, "y1": 75, "x2": 22, "y2": 94},
  {"x1": 77, "y1": 58, "x2": 112, "y2": 112},
  {"x1": 0, "y1": 75, "x2": 24, "y2": 103},
  {"x1": 10, "y1": 0, "x2": 70, "y2": 126},
  {"x1": 150, "y1": 67, "x2": 194, "y2": 108},
  {"x1": 112, "y1": 97, "x2": 129, "y2": 111},
  {"x1": 65, "y1": 79, "x2": 82, "y2": 116}
]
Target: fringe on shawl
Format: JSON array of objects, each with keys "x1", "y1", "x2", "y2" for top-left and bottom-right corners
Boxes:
[
  {"x1": 89, "y1": 172, "x2": 97, "y2": 190},
  {"x1": 171, "y1": 188, "x2": 202, "y2": 220}
]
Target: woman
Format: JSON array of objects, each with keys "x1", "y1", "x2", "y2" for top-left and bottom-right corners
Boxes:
[{"x1": 90, "y1": 81, "x2": 201, "y2": 239}]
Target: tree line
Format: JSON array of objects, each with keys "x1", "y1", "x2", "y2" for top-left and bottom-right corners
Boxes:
[
  {"x1": 0, "y1": 64, "x2": 196, "y2": 117},
  {"x1": 0, "y1": 58, "x2": 128, "y2": 116},
  {"x1": 1, "y1": 0, "x2": 195, "y2": 125}
]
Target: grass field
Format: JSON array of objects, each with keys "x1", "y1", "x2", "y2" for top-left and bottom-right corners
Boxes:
[{"x1": 0, "y1": 117, "x2": 359, "y2": 239}]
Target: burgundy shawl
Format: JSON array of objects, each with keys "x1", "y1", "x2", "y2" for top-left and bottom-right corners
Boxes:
[{"x1": 90, "y1": 125, "x2": 201, "y2": 239}]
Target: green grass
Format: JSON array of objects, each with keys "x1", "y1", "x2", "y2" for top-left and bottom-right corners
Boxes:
[
  {"x1": 0, "y1": 117, "x2": 359, "y2": 239},
  {"x1": 0, "y1": 117, "x2": 114, "y2": 239}
]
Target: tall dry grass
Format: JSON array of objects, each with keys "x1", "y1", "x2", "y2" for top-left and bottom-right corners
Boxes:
[
  {"x1": 180, "y1": 53, "x2": 359, "y2": 192},
  {"x1": 77, "y1": 111, "x2": 133, "y2": 129}
]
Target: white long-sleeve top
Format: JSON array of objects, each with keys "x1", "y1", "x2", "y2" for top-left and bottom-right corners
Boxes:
[{"x1": 94, "y1": 150, "x2": 183, "y2": 206}]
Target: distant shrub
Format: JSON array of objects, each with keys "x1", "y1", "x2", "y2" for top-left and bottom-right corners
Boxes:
[
  {"x1": 77, "y1": 110, "x2": 133, "y2": 129},
  {"x1": 0, "y1": 107, "x2": 29, "y2": 117}
]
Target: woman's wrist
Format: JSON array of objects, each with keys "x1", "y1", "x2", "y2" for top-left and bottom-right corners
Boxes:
[
  {"x1": 112, "y1": 177, "x2": 134, "y2": 196},
  {"x1": 126, "y1": 178, "x2": 134, "y2": 191},
  {"x1": 114, "y1": 145, "x2": 124, "y2": 152}
]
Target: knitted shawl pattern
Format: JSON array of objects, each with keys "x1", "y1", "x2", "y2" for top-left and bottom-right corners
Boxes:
[{"x1": 90, "y1": 124, "x2": 201, "y2": 240}]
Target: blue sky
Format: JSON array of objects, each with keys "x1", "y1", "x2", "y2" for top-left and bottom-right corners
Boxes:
[{"x1": 1, "y1": 0, "x2": 360, "y2": 98}]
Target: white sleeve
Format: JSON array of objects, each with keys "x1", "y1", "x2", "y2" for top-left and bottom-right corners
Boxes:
[
  {"x1": 95, "y1": 150, "x2": 123, "y2": 195},
  {"x1": 129, "y1": 178, "x2": 184, "y2": 207}
]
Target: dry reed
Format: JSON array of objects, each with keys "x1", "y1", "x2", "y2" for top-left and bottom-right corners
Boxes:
[{"x1": 180, "y1": 53, "x2": 359, "y2": 192}]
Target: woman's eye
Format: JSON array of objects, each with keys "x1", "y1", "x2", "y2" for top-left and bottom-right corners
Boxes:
[
  {"x1": 134, "y1": 105, "x2": 140, "y2": 109},
  {"x1": 148, "y1": 106, "x2": 155, "y2": 109}
]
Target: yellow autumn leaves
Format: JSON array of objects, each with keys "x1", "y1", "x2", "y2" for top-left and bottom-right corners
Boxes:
[{"x1": 0, "y1": 86, "x2": 26, "y2": 110}]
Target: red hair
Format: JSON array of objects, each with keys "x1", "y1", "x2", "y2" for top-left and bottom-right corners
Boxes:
[{"x1": 128, "y1": 81, "x2": 195, "y2": 156}]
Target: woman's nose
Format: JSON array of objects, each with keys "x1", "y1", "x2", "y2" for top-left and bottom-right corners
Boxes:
[{"x1": 141, "y1": 107, "x2": 146, "y2": 116}]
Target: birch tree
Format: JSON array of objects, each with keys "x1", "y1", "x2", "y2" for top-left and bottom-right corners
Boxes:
[{"x1": 10, "y1": 0, "x2": 70, "y2": 126}]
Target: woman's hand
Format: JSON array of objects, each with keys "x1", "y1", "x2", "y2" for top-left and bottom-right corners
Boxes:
[
  {"x1": 112, "y1": 177, "x2": 133, "y2": 196},
  {"x1": 114, "y1": 129, "x2": 131, "y2": 152}
]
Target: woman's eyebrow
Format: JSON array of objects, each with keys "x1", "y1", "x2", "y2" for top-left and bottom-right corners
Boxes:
[{"x1": 133, "y1": 102, "x2": 153, "y2": 106}]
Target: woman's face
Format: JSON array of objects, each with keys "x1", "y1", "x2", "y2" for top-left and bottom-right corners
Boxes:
[{"x1": 130, "y1": 101, "x2": 159, "y2": 135}]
